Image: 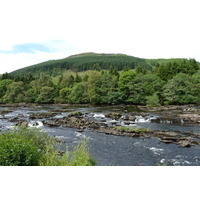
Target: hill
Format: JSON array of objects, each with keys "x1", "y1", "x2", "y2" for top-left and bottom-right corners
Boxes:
[
  {"x1": 9, "y1": 52, "x2": 190, "y2": 77},
  {"x1": 10, "y1": 53, "x2": 149, "y2": 77}
]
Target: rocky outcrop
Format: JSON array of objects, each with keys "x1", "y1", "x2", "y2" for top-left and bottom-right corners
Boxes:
[
  {"x1": 0, "y1": 109, "x2": 13, "y2": 115},
  {"x1": 29, "y1": 112, "x2": 58, "y2": 119},
  {"x1": 177, "y1": 114, "x2": 200, "y2": 124},
  {"x1": 41, "y1": 114, "x2": 199, "y2": 148},
  {"x1": 105, "y1": 112, "x2": 122, "y2": 120}
]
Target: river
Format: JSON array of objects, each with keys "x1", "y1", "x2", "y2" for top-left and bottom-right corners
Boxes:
[{"x1": 1, "y1": 104, "x2": 200, "y2": 166}]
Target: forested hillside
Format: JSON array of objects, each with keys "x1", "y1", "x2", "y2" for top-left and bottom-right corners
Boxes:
[
  {"x1": 10, "y1": 53, "x2": 150, "y2": 77},
  {"x1": 1, "y1": 54, "x2": 200, "y2": 106}
]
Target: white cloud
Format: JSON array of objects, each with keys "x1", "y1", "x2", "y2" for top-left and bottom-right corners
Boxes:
[{"x1": 0, "y1": 0, "x2": 200, "y2": 74}]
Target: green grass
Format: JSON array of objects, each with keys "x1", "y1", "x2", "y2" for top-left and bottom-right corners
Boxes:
[{"x1": 115, "y1": 126, "x2": 148, "y2": 133}]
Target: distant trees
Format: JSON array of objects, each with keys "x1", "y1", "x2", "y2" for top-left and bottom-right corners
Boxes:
[
  {"x1": 155, "y1": 59, "x2": 199, "y2": 81},
  {"x1": 0, "y1": 58, "x2": 200, "y2": 106}
]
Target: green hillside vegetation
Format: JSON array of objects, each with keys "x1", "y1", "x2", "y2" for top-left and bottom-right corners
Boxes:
[
  {"x1": 9, "y1": 53, "x2": 196, "y2": 78},
  {"x1": 10, "y1": 53, "x2": 150, "y2": 77},
  {"x1": 1, "y1": 53, "x2": 200, "y2": 106},
  {"x1": 146, "y1": 58, "x2": 185, "y2": 69}
]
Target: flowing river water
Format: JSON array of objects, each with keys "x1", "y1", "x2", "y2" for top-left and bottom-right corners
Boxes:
[{"x1": 1, "y1": 105, "x2": 200, "y2": 166}]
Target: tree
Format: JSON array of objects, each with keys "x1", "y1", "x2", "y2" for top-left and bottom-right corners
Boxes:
[
  {"x1": 3, "y1": 81, "x2": 27, "y2": 103},
  {"x1": 68, "y1": 82, "x2": 89, "y2": 104},
  {"x1": 35, "y1": 86, "x2": 55, "y2": 103},
  {"x1": 60, "y1": 74, "x2": 75, "y2": 88},
  {"x1": 126, "y1": 74, "x2": 164, "y2": 104},
  {"x1": 87, "y1": 71, "x2": 101, "y2": 104},
  {"x1": 163, "y1": 73, "x2": 200, "y2": 104},
  {"x1": 59, "y1": 87, "x2": 72, "y2": 103},
  {"x1": 155, "y1": 59, "x2": 199, "y2": 81},
  {"x1": 0, "y1": 79, "x2": 12, "y2": 99},
  {"x1": 74, "y1": 73, "x2": 82, "y2": 83},
  {"x1": 118, "y1": 70, "x2": 137, "y2": 102}
]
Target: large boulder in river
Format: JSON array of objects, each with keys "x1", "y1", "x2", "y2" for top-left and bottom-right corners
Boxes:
[
  {"x1": 19, "y1": 121, "x2": 29, "y2": 127},
  {"x1": 178, "y1": 140, "x2": 192, "y2": 148},
  {"x1": 105, "y1": 112, "x2": 122, "y2": 119}
]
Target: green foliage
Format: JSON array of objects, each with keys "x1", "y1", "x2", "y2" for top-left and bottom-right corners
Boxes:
[
  {"x1": 0, "y1": 127, "x2": 48, "y2": 166},
  {"x1": 68, "y1": 82, "x2": 89, "y2": 104},
  {"x1": 87, "y1": 71, "x2": 101, "y2": 104},
  {"x1": 118, "y1": 70, "x2": 137, "y2": 101},
  {"x1": 3, "y1": 81, "x2": 27, "y2": 103},
  {"x1": 67, "y1": 140, "x2": 95, "y2": 166},
  {"x1": 119, "y1": 72, "x2": 164, "y2": 104},
  {"x1": 0, "y1": 79, "x2": 12, "y2": 99},
  {"x1": 10, "y1": 53, "x2": 147, "y2": 77},
  {"x1": 155, "y1": 59, "x2": 199, "y2": 81},
  {"x1": 59, "y1": 87, "x2": 72, "y2": 103},
  {"x1": 59, "y1": 74, "x2": 75, "y2": 88},
  {"x1": 115, "y1": 126, "x2": 148, "y2": 133},
  {"x1": 163, "y1": 73, "x2": 200, "y2": 104},
  {"x1": 35, "y1": 86, "x2": 55, "y2": 103},
  {"x1": 1, "y1": 55, "x2": 200, "y2": 106},
  {"x1": 0, "y1": 127, "x2": 95, "y2": 166},
  {"x1": 146, "y1": 93, "x2": 160, "y2": 107}
]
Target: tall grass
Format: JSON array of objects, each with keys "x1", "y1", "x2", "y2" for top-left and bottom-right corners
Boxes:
[{"x1": 0, "y1": 126, "x2": 96, "y2": 166}]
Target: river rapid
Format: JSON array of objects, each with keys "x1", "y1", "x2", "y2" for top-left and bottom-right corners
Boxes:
[{"x1": 1, "y1": 104, "x2": 200, "y2": 166}]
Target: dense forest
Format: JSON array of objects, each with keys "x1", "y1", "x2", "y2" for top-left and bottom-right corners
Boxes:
[
  {"x1": 10, "y1": 53, "x2": 151, "y2": 77},
  {"x1": 1, "y1": 54, "x2": 200, "y2": 106}
]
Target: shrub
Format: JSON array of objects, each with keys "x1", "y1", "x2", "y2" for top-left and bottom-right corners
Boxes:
[
  {"x1": 0, "y1": 129, "x2": 42, "y2": 166},
  {"x1": 0, "y1": 127, "x2": 95, "y2": 166},
  {"x1": 40, "y1": 139, "x2": 96, "y2": 166}
]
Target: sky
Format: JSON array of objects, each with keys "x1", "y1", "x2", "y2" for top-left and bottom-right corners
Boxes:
[{"x1": 0, "y1": 0, "x2": 200, "y2": 74}]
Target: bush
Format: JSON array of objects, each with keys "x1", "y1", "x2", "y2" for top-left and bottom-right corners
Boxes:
[
  {"x1": 0, "y1": 129, "x2": 42, "y2": 166},
  {"x1": 0, "y1": 127, "x2": 95, "y2": 166}
]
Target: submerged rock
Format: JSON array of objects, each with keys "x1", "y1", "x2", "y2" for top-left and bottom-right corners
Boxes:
[{"x1": 178, "y1": 140, "x2": 192, "y2": 148}]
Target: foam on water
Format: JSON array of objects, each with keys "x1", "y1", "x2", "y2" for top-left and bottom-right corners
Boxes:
[
  {"x1": 28, "y1": 121, "x2": 43, "y2": 128},
  {"x1": 135, "y1": 116, "x2": 150, "y2": 123},
  {"x1": 54, "y1": 135, "x2": 70, "y2": 140},
  {"x1": 93, "y1": 113, "x2": 105, "y2": 118},
  {"x1": 75, "y1": 131, "x2": 87, "y2": 139},
  {"x1": 149, "y1": 147, "x2": 164, "y2": 155}
]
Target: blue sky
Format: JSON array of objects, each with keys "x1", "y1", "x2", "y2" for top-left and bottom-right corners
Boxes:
[
  {"x1": 0, "y1": 43, "x2": 52, "y2": 54},
  {"x1": 0, "y1": 0, "x2": 200, "y2": 74}
]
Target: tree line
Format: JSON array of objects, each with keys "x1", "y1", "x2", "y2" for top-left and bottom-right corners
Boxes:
[{"x1": 0, "y1": 59, "x2": 200, "y2": 106}]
